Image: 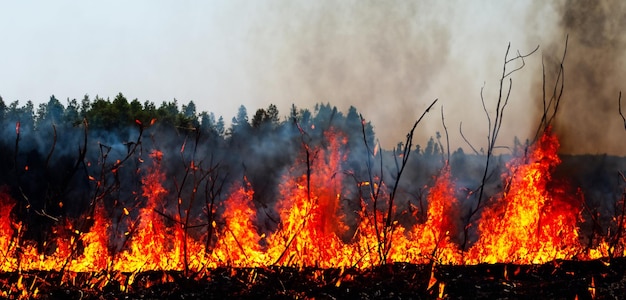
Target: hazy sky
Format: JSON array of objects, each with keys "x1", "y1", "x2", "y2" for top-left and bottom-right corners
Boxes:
[{"x1": 1, "y1": 1, "x2": 625, "y2": 154}]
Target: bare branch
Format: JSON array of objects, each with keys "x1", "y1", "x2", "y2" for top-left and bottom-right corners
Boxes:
[
  {"x1": 441, "y1": 105, "x2": 450, "y2": 163},
  {"x1": 359, "y1": 114, "x2": 385, "y2": 262},
  {"x1": 461, "y1": 42, "x2": 539, "y2": 252},
  {"x1": 459, "y1": 122, "x2": 480, "y2": 155},
  {"x1": 535, "y1": 35, "x2": 568, "y2": 140},
  {"x1": 617, "y1": 91, "x2": 626, "y2": 129},
  {"x1": 45, "y1": 124, "x2": 57, "y2": 170},
  {"x1": 386, "y1": 98, "x2": 437, "y2": 228},
  {"x1": 480, "y1": 83, "x2": 491, "y2": 144},
  {"x1": 503, "y1": 45, "x2": 539, "y2": 78}
]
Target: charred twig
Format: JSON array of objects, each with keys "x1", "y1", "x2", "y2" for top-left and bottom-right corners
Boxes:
[
  {"x1": 65, "y1": 119, "x2": 89, "y2": 200},
  {"x1": 182, "y1": 161, "x2": 216, "y2": 269},
  {"x1": 614, "y1": 92, "x2": 626, "y2": 258},
  {"x1": 461, "y1": 43, "x2": 539, "y2": 253},
  {"x1": 459, "y1": 122, "x2": 480, "y2": 155},
  {"x1": 44, "y1": 124, "x2": 57, "y2": 170},
  {"x1": 344, "y1": 170, "x2": 384, "y2": 266},
  {"x1": 609, "y1": 172, "x2": 626, "y2": 259},
  {"x1": 388, "y1": 99, "x2": 438, "y2": 226},
  {"x1": 441, "y1": 106, "x2": 450, "y2": 163},
  {"x1": 174, "y1": 129, "x2": 200, "y2": 274},
  {"x1": 13, "y1": 121, "x2": 61, "y2": 225},
  {"x1": 383, "y1": 99, "x2": 438, "y2": 259},
  {"x1": 58, "y1": 120, "x2": 146, "y2": 274},
  {"x1": 273, "y1": 119, "x2": 320, "y2": 266},
  {"x1": 534, "y1": 35, "x2": 567, "y2": 140},
  {"x1": 617, "y1": 91, "x2": 626, "y2": 130},
  {"x1": 293, "y1": 118, "x2": 316, "y2": 204},
  {"x1": 13, "y1": 121, "x2": 33, "y2": 213},
  {"x1": 361, "y1": 99, "x2": 438, "y2": 264},
  {"x1": 204, "y1": 160, "x2": 228, "y2": 254},
  {"x1": 359, "y1": 114, "x2": 386, "y2": 263},
  {"x1": 578, "y1": 189, "x2": 605, "y2": 254}
]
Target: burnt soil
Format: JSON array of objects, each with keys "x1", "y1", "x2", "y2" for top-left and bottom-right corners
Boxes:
[{"x1": 2, "y1": 257, "x2": 626, "y2": 299}]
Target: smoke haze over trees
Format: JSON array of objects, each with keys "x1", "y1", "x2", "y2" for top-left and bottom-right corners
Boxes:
[
  {"x1": 0, "y1": 95, "x2": 398, "y2": 247},
  {"x1": 0, "y1": 94, "x2": 493, "y2": 247},
  {"x1": 0, "y1": 93, "x2": 624, "y2": 251},
  {"x1": 3, "y1": 1, "x2": 626, "y2": 155}
]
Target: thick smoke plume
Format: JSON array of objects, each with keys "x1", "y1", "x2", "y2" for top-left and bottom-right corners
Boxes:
[
  {"x1": 2, "y1": 1, "x2": 626, "y2": 257},
  {"x1": 245, "y1": 0, "x2": 453, "y2": 149},
  {"x1": 538, "y1": 0, "x2": 626, "y2": 154},
  {"x1": 243, "y1": 1, "x2": 626, "y2": 155}
]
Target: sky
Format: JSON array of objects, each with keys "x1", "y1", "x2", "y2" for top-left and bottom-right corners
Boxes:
[{"x1": 1, "y1": 1, "x2": 625, "y2": 155}]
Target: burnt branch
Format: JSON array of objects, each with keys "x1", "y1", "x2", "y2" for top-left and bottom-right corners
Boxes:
[
  {"x1": 359, "y1": 113, "x2": 385, "y2": 262},
  {"x1": 619, "y1": 91, "x2": 625, "y2": 131},
  {"x1": 388, "y1": 99, "x2": 438, "y2": 226},
  {"x1": 204, "y1": 160, "x2": 228, "y2": 254},
  {"x1": 441, "y1": 106, "x2": 450, "y2": 164},
  {"x1": 44, "y1": 124, "x2": 57, "y2": 170},
  {"x1": 13, "y1": 122, "x2": 32, "y2": 213},
  {"x1": 609, "y1": 172, "x2": 626, "y2": 259},
  {"x1": 459, "y1": 122, "x2": 480, "y2": 155},
  {"x1": 613, "y1": 93, "x2": 626, "y2": 259},
  {"x1": 272, "y1": 118, "x2": 322, "y2": 265},
  {"x1": 534, "y1": 35, "x2": 568, "y2": 140},
  {"x1": 461, "y1": 42, "x2": 539, "y2": 253},
  {"x1": 377, "y1": 98, "x2": 438, "y2": 263}
]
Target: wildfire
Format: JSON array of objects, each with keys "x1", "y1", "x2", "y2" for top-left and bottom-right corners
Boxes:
[
  {"x1": 406, "y1": 165, "x2": 461, "y2": 265},
  {"x1": 265, "y1": 128, "x2": 352, "y2": 268},
  {"x1": 211, "y1": 177, "x2": 264, "y2": 267},
  {"x1": 466, "y1": 129, "x2": 583, "y2": 264},
  {"x1": 0, "y1": 188, "x2": 19, "y2": 271},
  {"x1": 0, "y1": 127, "x2": 621, "y2": 297},
  {"x1": 115, "y1": 150, "x2": 187, "y2": 272}
]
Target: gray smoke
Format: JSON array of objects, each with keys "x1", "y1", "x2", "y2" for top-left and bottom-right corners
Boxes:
[
  {"x1": 241, "y1": 1, "x2": 626, "y2": 155},
  {"x1": 244, "y1": 0, "x2": 452, "y2": 148},
  {"x1": 534, "y1": 0, "x2": 626, "y2": 154}
]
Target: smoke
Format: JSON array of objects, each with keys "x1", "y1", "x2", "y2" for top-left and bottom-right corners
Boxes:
[
  {"x1": 240, "y1": 1, "x2": 626, "y2": 155},
  {"x1": 4, "y1": 0, "x2": 626, "y2": 251},
  {"x1": 244, "y1": 0, "x2": 453, "y2": 148},
  {"x1": 535, "y1": 0, "x2": 626, "y2": 155}
]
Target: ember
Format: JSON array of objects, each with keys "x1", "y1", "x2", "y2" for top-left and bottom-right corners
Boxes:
[
  {"x1": 466, "y1": 129, "x2": 584, "y2": 264},
  {"x1": 1, "y1": 124, "x2": 625, "y2": 298},
  {"x1": 1, "y1": 43, "x2": 624, "y2": 298}
]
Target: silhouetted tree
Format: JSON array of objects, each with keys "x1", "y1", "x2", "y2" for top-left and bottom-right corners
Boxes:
[
  {"x1": 215, "y1": 116, "x2": 225, "y2": 136},
  {"x1": 64, "y1": 98, "x2": 80, "y2": 126},
  {"x1": 251, "y1": 104, "x2": 280, "y2": 129},
  {"x1": 183, "y1": 100, "x2": 197, "y2": 118},
  {"x1": 79, "y1": 94, "x2": 90, "y2": 118},
  {"x1": 424, "y1": 137, "x2": 440, "y2": 156},
  {"x1": 112, "y1": 93, "x2": 130, "y2": 125},
  {"x1": 7, "y1": 100, "x2": 35, "y2": 131},
  {"x1": 36, "y1": 95, "x2": 65, "y2": 129},
  {"x1": 230, "y1": 105, "x2": 250, "y2": 135},
  {"x1": 0, "y1": 95, "x2": 6, "y2": 123},
  {"x1": 251, "y1": 108, "x2": 267, "y2": 129}
]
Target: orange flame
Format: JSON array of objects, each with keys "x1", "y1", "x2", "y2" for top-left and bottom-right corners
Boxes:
[
  {"x1": 212, "y1": 177, "x2": 264, "y2": 267},
  {"x1": 1, "y1": 128, "x2": 623, "y2": 296},
  {"x1": 407, "y1": 165, "x2": 461, "y2": 264},
  {"x1": 115, "y1": 150, "x2": 183, "y2": 271},
  {"x1": 265, "y1": 128, "x2": 350, "y2": 268},
  {"x1": 466, "y1": 129, "x2": 582, "y2": 264}
]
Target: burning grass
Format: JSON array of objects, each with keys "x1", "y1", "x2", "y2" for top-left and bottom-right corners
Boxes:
[
  {"x1": 2, "y1": 126, "x2": 626, "y2": 299},
  {"x1": 3, "y1": 259, "x2": 626, "y2": 299}
]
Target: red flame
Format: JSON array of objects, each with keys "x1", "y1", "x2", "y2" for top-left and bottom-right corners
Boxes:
[
  {"x1": 266, "y1": 128, "x2": 349, "y2": 267},
  {"x1": 466, "y1": 129, "x2": 583, "y2": 264},
  {"x1": 0, "y1": 127, "x2": 619, "y2": 296}
]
